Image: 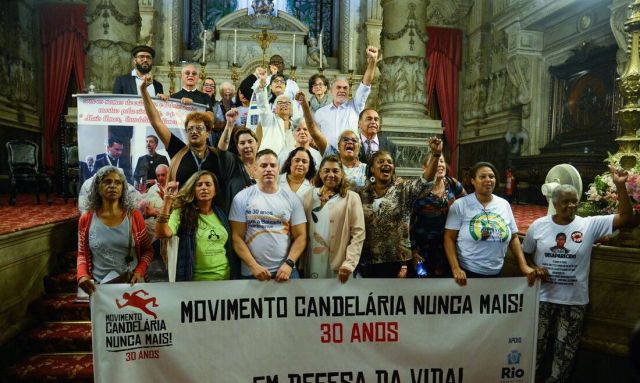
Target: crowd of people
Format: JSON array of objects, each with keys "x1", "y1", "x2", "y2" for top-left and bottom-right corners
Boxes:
[{"x1": 76, "y1": 44, "x2": 638, "y2": 383}]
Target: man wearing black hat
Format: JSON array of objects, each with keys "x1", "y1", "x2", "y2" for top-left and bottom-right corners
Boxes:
[{"x1": 113, "y1": 45, "x2": 164, "y2": 96}]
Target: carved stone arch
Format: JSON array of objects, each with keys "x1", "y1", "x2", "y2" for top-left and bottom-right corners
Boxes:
[{"x1": 216, "y1": 10, "x2": 309, "y2": 34}]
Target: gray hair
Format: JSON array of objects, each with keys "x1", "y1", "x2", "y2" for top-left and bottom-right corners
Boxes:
[
  {"x1": 551, "y1": 184, "x2": 579, "y2": 204},
  {"x1": 219, "y1": 81, "x2": 235, "y2": 96},
  {"x1": 85, "y1": 166, "x2": 135, "y2": 213},
  {"x1": 331, "y1": 77, "x2": 349, "y2": 88}
]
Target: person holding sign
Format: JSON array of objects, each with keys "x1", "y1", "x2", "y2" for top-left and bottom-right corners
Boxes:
[
  {"x1": 302, "y1": 155, "x2": 365, "y2": 282},
  {"x1": 155, "y1": 170, "x2": 232, "y2": 281},
  {"x1": 140, "y1": 74, "x2": 224, "y2": 190},
  {"x1": 229, "y1": 149, "x2": 307, "y2": 282},
  {"x1": 522, "y1": 166, "x2": 632, "y2": 383},
  {"x1": 77, "y1": 166, "x2": 153, "y2": 295},
  {"x1": 443, "y1": 162, "x2": 537, "y2": 286}
]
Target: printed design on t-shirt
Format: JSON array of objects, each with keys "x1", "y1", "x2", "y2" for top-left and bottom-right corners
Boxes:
[
  {"x1": 548, "y1": 232, "x2": 570, "y2": 255},
  {"x1": 468, "y1": 211, "x2": 510, "y2": 242},
  {"x1": 245, "y1": 211, "x2": 290, "y2": 245},
  {"x1": 571, "y1": 231, "x2": 583, "y2": 243},
  {"x1": 544, "y1": 232, "x2": 576, "y2": 259}
]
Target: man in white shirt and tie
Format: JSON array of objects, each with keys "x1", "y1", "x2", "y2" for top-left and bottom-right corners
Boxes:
[
  {"x1": 314, "y1": 46, "x2": 379, "y2": 153},
  {"x1": 357, "y1": 108, "x2": 397, "y2": 163}
]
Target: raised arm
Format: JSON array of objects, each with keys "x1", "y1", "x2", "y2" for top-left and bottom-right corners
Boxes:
[
  {"x1": 295, "y1": 91, "x2": 327, "y2": 154},
  {"x1": 611, "y1": 165, "x2": 633, "y2": 230},
  {"x1": 423, "y1": 137, "x2": 443, "y2": 181},
  {"x1": 140, "y1": 75, "x2": 171, "y2": 147},
  {"x1": 155, "y1": 181, "x2": 178, "y2": 239},
  {"x1": 218, "y1": 108, "x2": 239, "y2": 152},
  {"x1": 362, "y1": 46, "x2": 379, "y2": 86}
]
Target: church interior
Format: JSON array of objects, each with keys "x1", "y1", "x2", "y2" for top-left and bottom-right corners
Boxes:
[{"x1": 0, "y1": 0, "x2": 639, "y2": 381}]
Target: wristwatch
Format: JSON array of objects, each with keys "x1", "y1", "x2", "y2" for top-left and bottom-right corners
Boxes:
[{"x1": 284, "y1": 258, "x2": 295, "y2": 268}]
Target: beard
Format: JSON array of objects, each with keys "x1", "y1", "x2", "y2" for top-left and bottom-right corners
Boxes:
[{"x1": 135, "y1": 63, "x2": 152, "y2": 74}]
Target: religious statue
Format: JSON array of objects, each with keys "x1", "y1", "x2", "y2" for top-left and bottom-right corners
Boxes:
[
  {"x1": 251, "y1": 0, "x2": 275, "y2": 16},
  {"x1": 192, "y1": 24, "x2": 216, "y2": 63},
  {"x1": 306, "y1": 37, "x2": 326, "y2": 67}
]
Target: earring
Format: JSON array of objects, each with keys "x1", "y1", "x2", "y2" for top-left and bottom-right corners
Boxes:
[{"x1": 369, "y1": 176, "x2": 376, "y2": 183}]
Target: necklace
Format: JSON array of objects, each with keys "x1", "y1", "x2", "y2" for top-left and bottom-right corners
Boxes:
[{"x1": 243, "y1": 162, "x2": 256, "y2": 179}]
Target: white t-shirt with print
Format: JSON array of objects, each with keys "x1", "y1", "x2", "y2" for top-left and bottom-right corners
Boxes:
[
  {"x1": 522, "y1": 214, "x2": 613, "y2": 305},
  {"x1": 445, "y1": 193, "x2": 518, "y2": 275},
  {"x1": 229, "y1": 185, "x2": 307, "y2": 276}
]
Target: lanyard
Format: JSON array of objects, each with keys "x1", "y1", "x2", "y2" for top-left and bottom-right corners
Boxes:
[
  {"x1": 106, "y1": 154, "x2": 119, "y2": 168},
  {"x1": 190, "y1": 149, "x2": 209, "y2": 171}
]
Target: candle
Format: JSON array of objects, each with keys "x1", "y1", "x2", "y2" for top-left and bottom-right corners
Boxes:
[
  {"x1": 202, "y1": 30, "x2": 207, "y2": 62},
  {"x1": 319, "y1": 33, "x2": 324, "y2": 69},
  {"x1": 233, "y1": 29, "x2": 237, "y2": 64},
  {"x1": 169, "y1": 25, "x2": 173, "y2": 61},
  {"x1": 349, "y1": 35, "x2": 353, "y2": 69},
  {"x1": 292, "y1": 34, "x2": 296, "y2": 65}
]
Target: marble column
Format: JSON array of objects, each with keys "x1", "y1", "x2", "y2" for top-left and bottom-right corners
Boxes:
[
  {"x1": 379, "y1": 0, "x2": 429, "y2": 118},
  {"x1": 505, "y1": 28, "x2": 544, "y2": 156},
  {"x1": 377, "y1": 0, "x2": 441, "y2": 174},
  {"x1": 85, "y1": 0, "x2": 141, "y2": 92}
]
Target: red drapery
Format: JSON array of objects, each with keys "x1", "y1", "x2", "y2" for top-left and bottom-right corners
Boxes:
[
  {"x1": 41, "y1": 4, "x2": 87, "y2": 169},
  {"x1": 426, "y1": 27, "x2": 462, "y2": 173}
]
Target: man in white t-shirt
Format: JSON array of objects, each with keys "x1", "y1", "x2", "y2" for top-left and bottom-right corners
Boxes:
[
  {"x1": 522, "y1": 167, "x2": 632, "y2": 383},
  {"x1": 229, "y1": 149, "x2": 307, "y2": 281}
]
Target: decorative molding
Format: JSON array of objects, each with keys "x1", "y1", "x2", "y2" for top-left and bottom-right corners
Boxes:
[
  {"x1": 378, "y1": 56, "x2": 426, "y2": 105},
  {"x1": 86, "y1": 0, "x2": 141, "y2": 35},
  {"x1": 381, "y1": 3, "x2": 428, "y2": 51},
  {"x1": 426, "y1": 0, "x2": 473, "y2": 26}
]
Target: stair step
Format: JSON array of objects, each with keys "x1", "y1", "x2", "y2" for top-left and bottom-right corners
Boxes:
[
  {"x1": 31, "y1": 294, "x2": 90, "y2": 322},
  {"x1": 44, "y1": 271, "x2": 78, "y2": 294},
  {"x1": 57, "y1": 251, "x2": 78, "y2": 272},
  {"x1": 4, "y1": 353, "x2": 93, "y2": 382},
  {"x1": 21, "y1": 322, "x2": 92, "y2": 353}
]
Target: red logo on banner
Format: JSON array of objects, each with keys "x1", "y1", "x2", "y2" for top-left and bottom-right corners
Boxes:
[{"x1": 115, "y1": 289, "x2": 159, "y2": 319}]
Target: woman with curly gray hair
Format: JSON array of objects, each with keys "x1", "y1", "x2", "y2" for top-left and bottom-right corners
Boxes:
[{"x1": 77, "y1": 166, "x2": 154, "y2": 295}]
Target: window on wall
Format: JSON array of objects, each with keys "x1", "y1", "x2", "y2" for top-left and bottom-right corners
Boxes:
[{"x1": 185, "y1": 0, "x2": 335, "y2": 54}]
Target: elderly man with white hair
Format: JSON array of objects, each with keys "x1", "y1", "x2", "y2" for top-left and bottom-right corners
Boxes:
[{"x1": 314, "y1": 45, "x2": 379, "y2": 153}]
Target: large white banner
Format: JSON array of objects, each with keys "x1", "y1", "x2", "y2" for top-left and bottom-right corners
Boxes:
[
  {"x1": 76, "y1": 94, "x2": 204, "y2": 129},
  {"x1": 91, "y1": 278, "x2": 539, "y2": 383},
  {"x1": 75, "y1": 94, "x2": 206, "y2": 185}
]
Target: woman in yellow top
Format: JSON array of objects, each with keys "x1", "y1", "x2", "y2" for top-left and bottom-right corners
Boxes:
[{"x1": 155, "y1": 170, "x2": 231, "y2": 281}]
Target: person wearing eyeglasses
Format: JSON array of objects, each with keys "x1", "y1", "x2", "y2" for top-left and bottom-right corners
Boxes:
[
  {"x1": 155, "y1": 170, "x2": 231, "y2": 281},
  {"x1": 112, "y1": 45, "x2": 164, "y2": 97},
  {"x1": 254, "y1": 67, "x2": 296, "y2": 155},
  {"x1": 337, "y1": 130, "x2": 367, "y2": 191},
  {"x1": 267, "y1": 54, "x2": 300, "y2": 100},
  {"x1": 202, "y1": 77, "x2": 217, "y2": 108},
  {"x1": 171, "y1": 64, "x2": 212, "y2": 109},
  {"x1": 140, "y1": 75, "x2": 225, "y2": 191},
  {"x1": 308, "y1": 74, "x2": 332, "y2": 113},
  {"x1": 443, "y1": 161, "x2": 537, "y2": 286}
]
